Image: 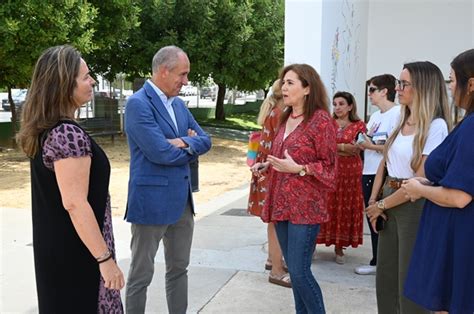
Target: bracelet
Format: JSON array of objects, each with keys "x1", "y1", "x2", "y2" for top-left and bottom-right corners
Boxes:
[
  {"x1": 341, "y1": 143, "x2": 345, "y2": 152},
  {"x1": 98, "y1": 253, "x2": 113, "y2": 264},
  {"x1": 96, "y1": 249, "x2": 111, "y2": 263}
]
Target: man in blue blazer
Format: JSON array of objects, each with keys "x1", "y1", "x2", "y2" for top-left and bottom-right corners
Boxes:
[{"x1": 124, "y1": 46, "x2": 211, "y2": 314}]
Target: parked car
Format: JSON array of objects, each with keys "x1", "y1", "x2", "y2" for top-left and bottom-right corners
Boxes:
[
  {"x1": 200, "y1": 87, "x2": 216, "y2": 101},
  {"x1": 179, "y1": 85, "x2": 198, "y2": 96},
  {"x1": 2, "y1": 89, "x2": 27, "y2": 111}
]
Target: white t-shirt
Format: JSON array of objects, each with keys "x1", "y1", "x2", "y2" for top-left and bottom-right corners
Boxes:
[
  {"x1": 387, "y1": 118, "x2": 448, "y2": 178},
  {"x1": 363, "y1": 105, "x2": 401, "y2": 175}
]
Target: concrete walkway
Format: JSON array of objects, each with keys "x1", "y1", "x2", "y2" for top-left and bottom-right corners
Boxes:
[
  {"x1": 202, "y1": 126, "x2": 251, "y2": 142},
  {"x1": 1, "y1": 184, "x2": 377, "y2": 313}
]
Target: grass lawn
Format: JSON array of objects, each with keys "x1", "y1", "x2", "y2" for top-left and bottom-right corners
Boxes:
[{"x1": 197, "y1": 111, "x2": 260, "y2": 130}]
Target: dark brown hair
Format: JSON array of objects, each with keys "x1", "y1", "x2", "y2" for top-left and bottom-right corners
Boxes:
[
  {"x1": 451, "y1": 48, "x2": 474, "y2": 115},
  {"x1": 279, "y1": 63, "x2": 329, "y2": 124},
  {"x1": 17, "y1": 45, "x2": 82, "y2": 157},
  {"x1": 369, "y1": 74, "x2": 396, "y2": 102},
  {"x1": 332, "y1": 91, "x2": 361, "y2": 122}
]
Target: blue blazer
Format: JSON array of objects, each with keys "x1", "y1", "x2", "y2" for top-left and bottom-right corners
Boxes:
[{"x1": 124, "y1": 81, "x2": 212, "y2": 225}]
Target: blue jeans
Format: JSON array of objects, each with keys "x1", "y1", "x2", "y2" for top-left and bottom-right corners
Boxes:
[{"x1": 275, "y1": 221, "x2": 325, "y2": 314}]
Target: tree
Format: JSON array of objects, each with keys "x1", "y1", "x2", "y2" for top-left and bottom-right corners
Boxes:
[
  {"x1": 0, "y1": 0, "x2": 139, "y2": 136},
  {"x1": 182, "y1": 0, "x2": 285, "y2": 120},
  {"x1": 83, "y1": 0, "x2": 140, "y2": 83},
  {"x1": 121, "y1": 0, "x2": 284, "y2": 120},
  {"x1": 0, "y1": 0, "x2": 97, "y2": 133}
]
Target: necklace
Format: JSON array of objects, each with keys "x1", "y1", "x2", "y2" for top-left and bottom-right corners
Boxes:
[
  {"x1": 337, "y1": 120, "x2": 349, "y2": 130},
  {"x1": 290, "y1": 112, "x2": 304, "y2": 119}
]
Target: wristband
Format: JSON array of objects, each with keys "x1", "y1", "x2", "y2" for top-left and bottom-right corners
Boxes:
[
  {"x1": 98, "y1": 254, "x2": 113, "y2": 264},
  {"x1": 96, "y1": 249, "x2": 111, "y2": 263}
]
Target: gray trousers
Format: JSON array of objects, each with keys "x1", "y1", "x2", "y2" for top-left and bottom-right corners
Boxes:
[
  {"x1": 125, "y1": 202, "x2": 194, "y2": 314},
  {"x1": 376, "y1": 186, "x2": 429, "y2": 314}
]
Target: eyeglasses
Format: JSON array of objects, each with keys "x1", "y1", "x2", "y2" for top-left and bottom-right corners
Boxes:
[
  {"x1": 396, "y1": 79, "x2": 412, "y2": 91},
  {"x1": 368, "y1": 87, "x2": 379, "y2": 94}
]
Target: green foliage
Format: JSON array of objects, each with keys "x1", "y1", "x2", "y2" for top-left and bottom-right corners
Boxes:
[
  {"x1": 83, "y1": 0, "x2": 140, "y2": 82},
  {"x1": 188, "y1": 0, "x2": 284, "y2": 92},
  {"x1": 122, "y1": 0, "x2": 284, "y2": 120},
  {"x1": 0, "y1": 0, "x2": 97, "y2": 88}
]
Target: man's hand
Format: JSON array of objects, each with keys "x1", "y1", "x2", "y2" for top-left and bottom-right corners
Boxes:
[
  {"x1": 167, "y1": 138, "x2": 188, "y2": 148},
  {"x1": 188, "y1": 128, "x2": 197, "y2": 137}
]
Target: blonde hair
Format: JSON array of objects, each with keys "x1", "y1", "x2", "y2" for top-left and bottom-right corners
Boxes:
[
  {"x1": 384, "y1": 61, "x2": 452, "y2": 172},
  {"x1": 257, "y1": 79, "x2": 282, "y2": 126},
  {"x1": 17, "y1": 45, "x2": 82, "y2": 157}
]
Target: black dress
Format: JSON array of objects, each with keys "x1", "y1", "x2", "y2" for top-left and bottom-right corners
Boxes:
[{"x1": 31, "y1": 121, "x2": 110, "y2": 313}]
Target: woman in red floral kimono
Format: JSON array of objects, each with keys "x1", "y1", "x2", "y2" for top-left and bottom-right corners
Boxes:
[
  {"x1": 248, "y1": 79, "x2": 289, "y2": 287},
  {"x1": 260, "y1": 64, "x2": 337, "y2": 314},
  {"x1": 317, "y1": 91, "x2": 366, "y2": 264}
]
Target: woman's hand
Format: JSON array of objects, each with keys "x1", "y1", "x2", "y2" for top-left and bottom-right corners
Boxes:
[
  {"x1": 250, "y1": 161, "x2": 270, "y2": 176},
  {"x1": 357, "y1": 134, "x2": 373, "y2": 150},
  {"x1": 267, "y1": 150, "x2": 301, "y2": 173},
  {"x1": 345, "y1": 143, "x2": 360, "y2": 155},
  {"x1": 401, "y1": 177, "x2": 429, "y2": 202},
  {"x1": 365, "y1": 203, "x2": 387, "y2": 233},
  {"x1": 99, "y1": 258, "x2": 125, "y2": 290},
  {"x1": 339, "y1": 143, "x2": 360, "y2": 156}
]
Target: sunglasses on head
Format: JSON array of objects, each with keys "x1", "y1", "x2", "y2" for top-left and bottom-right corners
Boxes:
[{"x1": 368, "y1": 87, "x2": 379, "y2": 93}]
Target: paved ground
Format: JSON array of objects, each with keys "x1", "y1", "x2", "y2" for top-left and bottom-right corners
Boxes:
[
  {"x1": 1, "y1": 184, "x2": 377, "y2": 313},
  {"x1": 202, "y1": 126, "x2": 250, "y2": 142}
]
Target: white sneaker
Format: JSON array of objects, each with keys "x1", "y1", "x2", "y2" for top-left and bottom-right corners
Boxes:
[{"x1": 354, "y1": 265, "x2": 376, "y2": 275}]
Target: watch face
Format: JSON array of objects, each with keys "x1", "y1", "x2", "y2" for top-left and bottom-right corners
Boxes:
[
  {"x1": 299, "y1": 169, "x2": 306, "y2": 176},
  {"x1": 377, "y1": 201, "x2": 384, "y2": 209}
]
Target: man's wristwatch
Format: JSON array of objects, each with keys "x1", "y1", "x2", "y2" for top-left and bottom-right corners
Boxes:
[
  {"x1": 298, "y1": 165, "x2": 307, "y2": 177},
  {"x1": 376, "y1": 200, "x2": 385, "y2": 211}
]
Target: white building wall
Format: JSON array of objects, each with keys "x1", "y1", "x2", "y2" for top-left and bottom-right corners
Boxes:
[
  {"x1": 284, "y1": 0, "x2": 323, "y2": 69},
  {"x1": 320, "y1": 0, "x2": 369, "y2": 108},
  {"x1": 285, "y1": 0, "x2": 473, "y2": 118},
  {"x1": 285, "y1": 0, "x2": 369, "y2": 116},
  {"x1": 367, "y1": 0, "x2": 474, "y2": 79}
]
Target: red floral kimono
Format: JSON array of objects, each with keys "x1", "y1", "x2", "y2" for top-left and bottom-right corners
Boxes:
[
  {"x1": 261, "y1": 109, "x2": 337, "y2": 225},
  {"x1": 248, "y1": 107, "x2": 282, "y2": 216}
]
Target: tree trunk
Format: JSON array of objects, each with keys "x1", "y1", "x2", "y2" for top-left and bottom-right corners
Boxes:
[
  {"x1": 215, "y1": 83, "x2": 226, "y2": 121},
  {"x1": 7, "y1": 86, "x2": 18, "y2": 135},
  {"x1": 133, "y1": 78, "x2": 146, "y2": 92}
]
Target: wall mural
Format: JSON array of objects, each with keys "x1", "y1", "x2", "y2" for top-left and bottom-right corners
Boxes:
[{"x1": 330, "y1": 0, "x2": 362, "y2": 96}]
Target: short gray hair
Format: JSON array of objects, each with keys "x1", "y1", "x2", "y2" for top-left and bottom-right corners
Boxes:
[{"x1": 152, "y1": 45, "x2": 186, "y2": 73}]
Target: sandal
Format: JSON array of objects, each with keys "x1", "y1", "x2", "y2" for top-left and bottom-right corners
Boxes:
[
  {"x1": 268, "y1": 272, "x2": 292, "y2": 288},
  {"x1": 265, "y1": 260, "x2": 272, "y2": 271},
  {"x1": 265, "y1": 260, "x2": 289, "y2": 272}
]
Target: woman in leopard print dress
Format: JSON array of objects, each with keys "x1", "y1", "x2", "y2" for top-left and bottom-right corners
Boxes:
[{"x1": 17, "y1": 45, "x2": 124, "y2": 313}]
